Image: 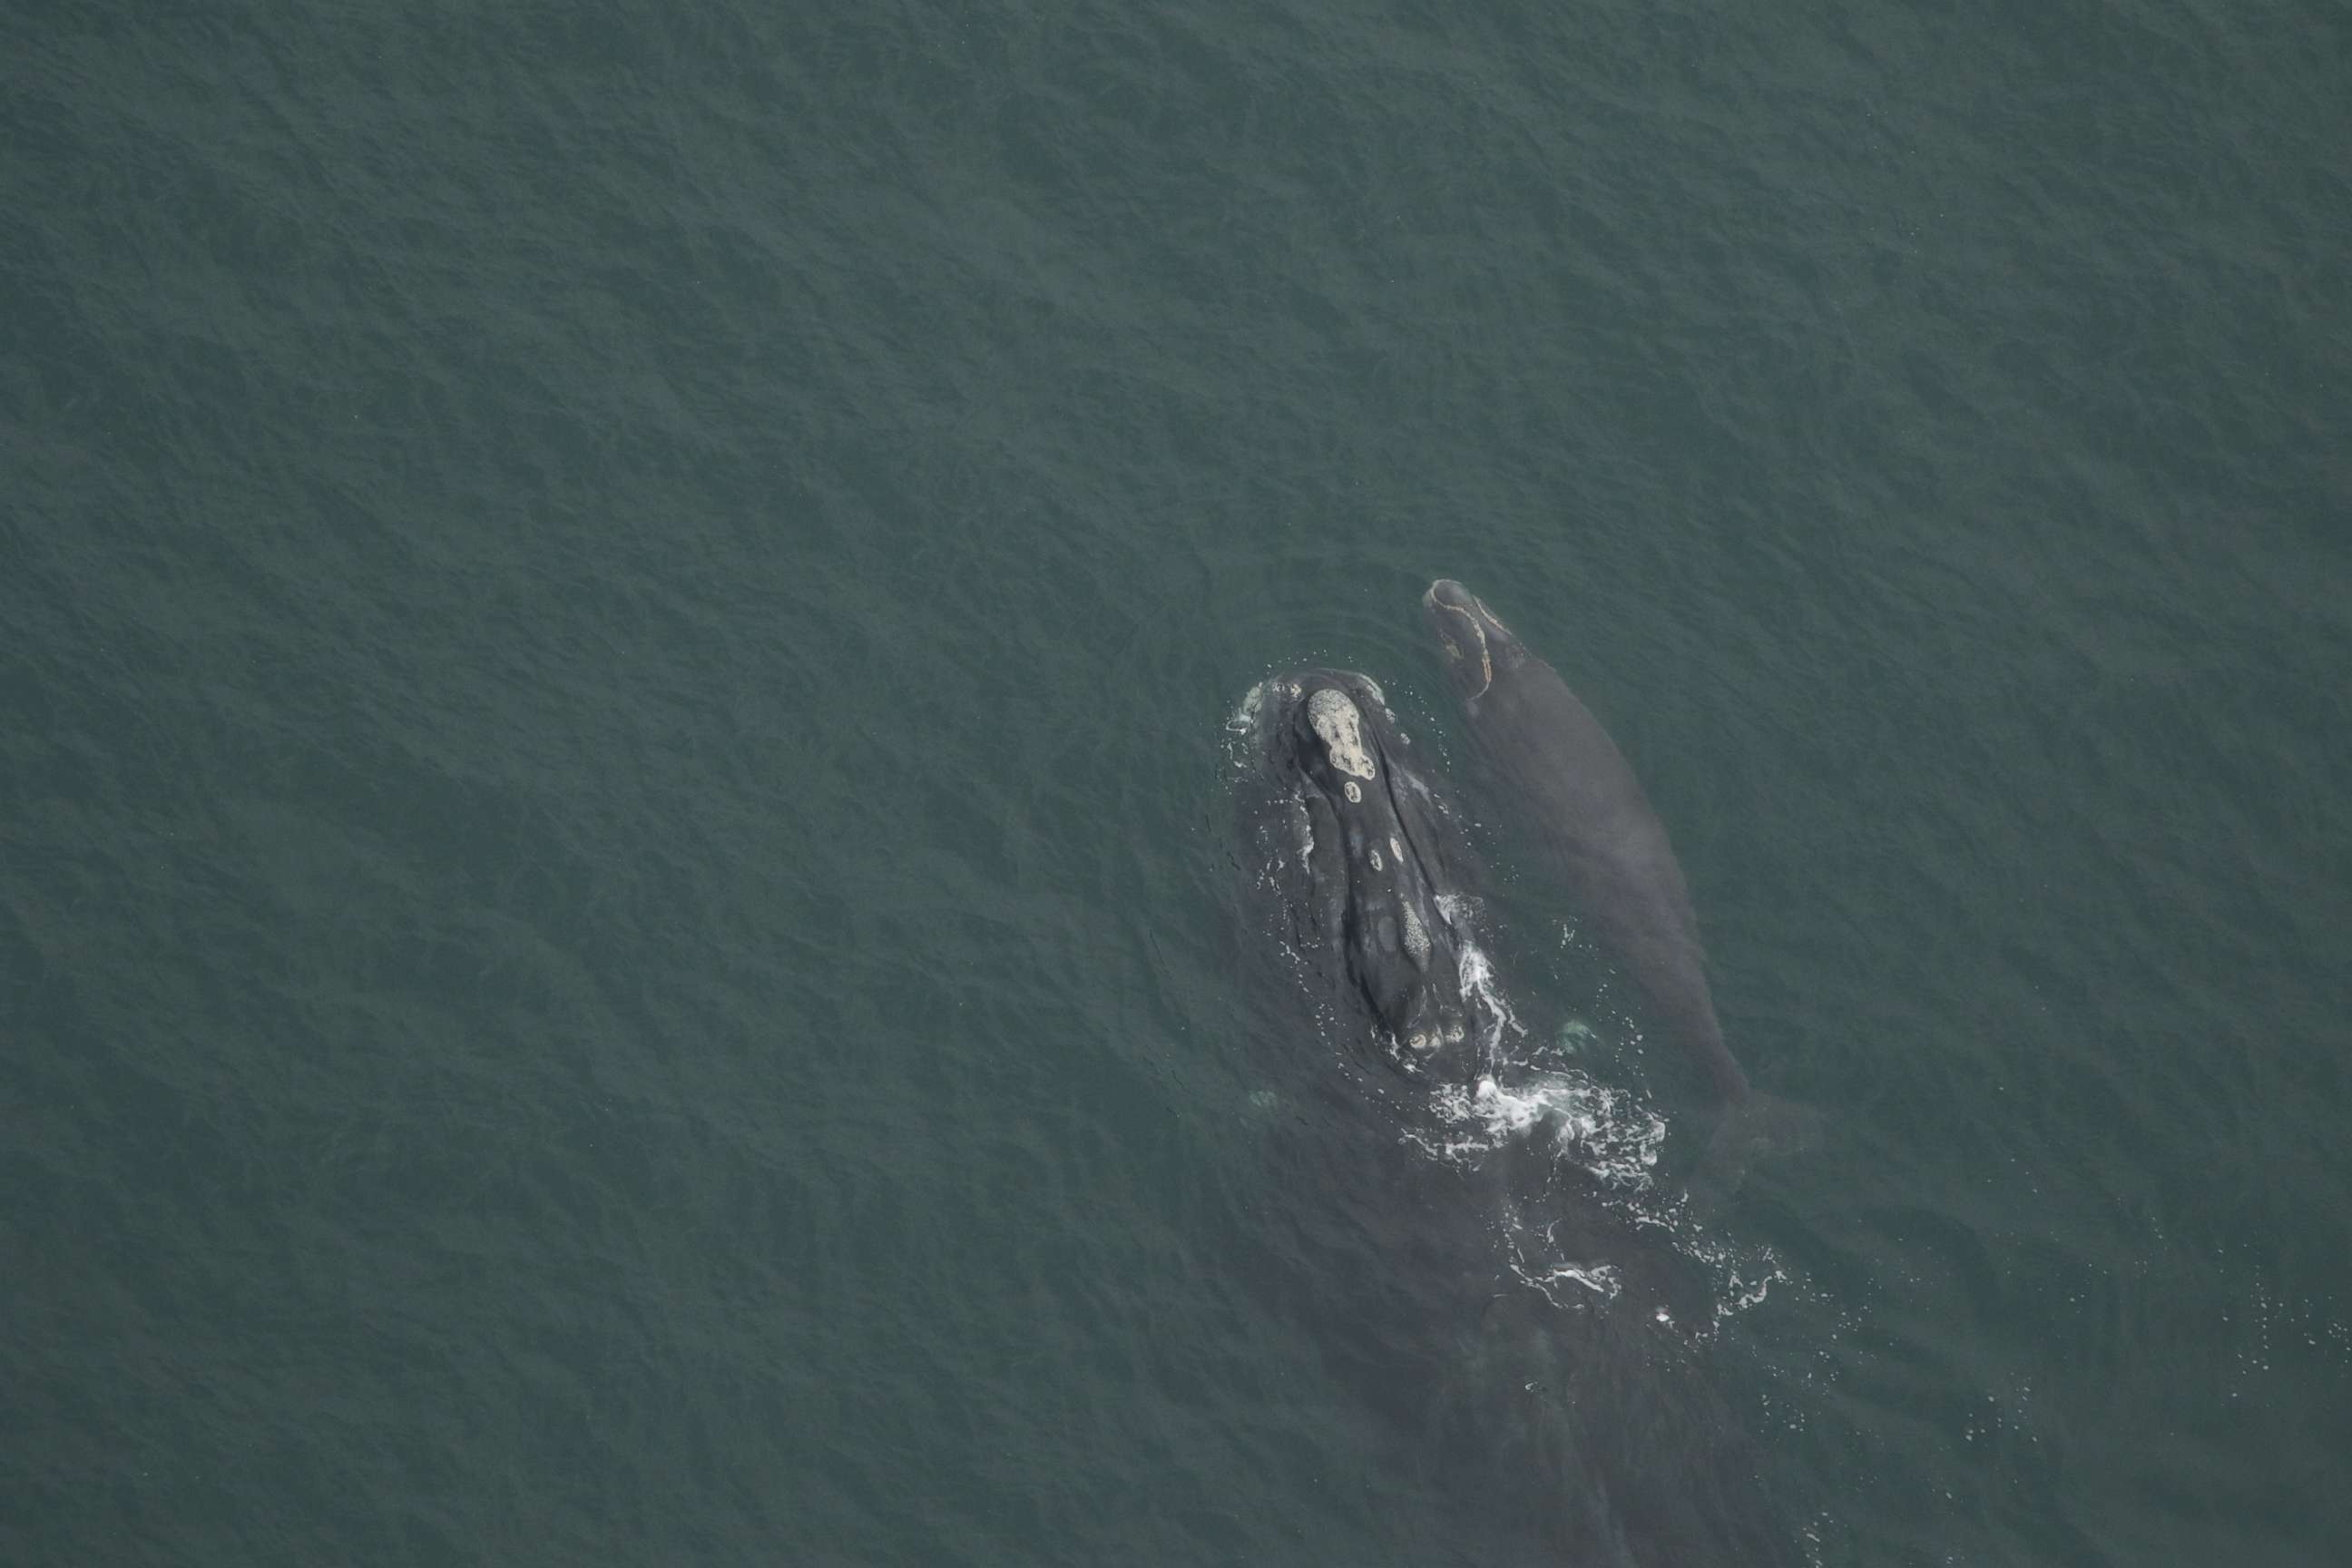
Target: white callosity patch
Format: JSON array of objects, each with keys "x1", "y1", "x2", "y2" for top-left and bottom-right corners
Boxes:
[
  {"x1": 1433, "y1": 603, "x2": 1494, "y2": 701},
  {"x1": 1399, "y1": 896, "x2": 1430, "y2": 965},
  {"x1": 1305, "y1": 688, "x2": 1377, "y2": 780}
]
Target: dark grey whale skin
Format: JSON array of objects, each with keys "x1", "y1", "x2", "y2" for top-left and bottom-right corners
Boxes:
[
  {"x1": 1422, "y1": 580, "x2": 1753, "y2": 1102},
  {"x1": 1232, "y1": 667, "x2": 1483, "y2": 1081}
]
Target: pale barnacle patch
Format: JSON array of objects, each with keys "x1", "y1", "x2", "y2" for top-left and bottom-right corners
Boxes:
[
  {"x1": 1305, "y1": 688, "x2": 1377, "y2": 780},
  {"x1": 1400, "y1": 897, "x2": 1430, "y2": 965}
]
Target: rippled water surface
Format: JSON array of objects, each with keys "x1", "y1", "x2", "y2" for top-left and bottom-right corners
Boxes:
[{"x1": 7, "y1": 1, "x2": 2349, "y2": 1563}]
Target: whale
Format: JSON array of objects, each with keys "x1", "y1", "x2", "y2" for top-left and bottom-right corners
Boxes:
[
  {"x1": 1232, "y1": 668, "x2": 1485, "y2": 1079},
  {"x1": 1226, "y1": 662, "x2": 1806, "y2": 1564},
  {"x1": 1423, "y1": 580, "x2": 1813, "y2": 1159}
]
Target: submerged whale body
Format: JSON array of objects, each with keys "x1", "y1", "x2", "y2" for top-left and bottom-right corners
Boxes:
[
  {"x1": 1422, "y1": 579, "x2": 1745, "y2": 1097},
  {"x1": 1422, "y1": 580, "x2": 1817, "y2": 1165}
]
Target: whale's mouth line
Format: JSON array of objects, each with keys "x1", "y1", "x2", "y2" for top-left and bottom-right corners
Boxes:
[{"x1": 1435, "y1": 603, "x2": 1494, "y2": 701}]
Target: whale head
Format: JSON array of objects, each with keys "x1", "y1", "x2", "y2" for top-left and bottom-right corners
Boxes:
[{"x1": 1422, "y1": 579, "x2": 1527, "y2": 710}]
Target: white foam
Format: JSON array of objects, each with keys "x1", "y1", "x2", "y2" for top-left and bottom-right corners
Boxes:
[
  {"x1": 1418, "y1": 1067, "x2": 1667, "y2": 1191},
  {"x1": 1436, "y1": 894, "x2": 1524, "y2": 1068},
  {"x1": 1517, "y1": 1254, "x2": 1622, "y2": 1307},
  {"x1": 1228, "y1": 680, "x2": 1267, "y2": 734}
]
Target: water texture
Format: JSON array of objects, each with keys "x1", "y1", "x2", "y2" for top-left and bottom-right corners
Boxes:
[{"x1": 5, "y1": 0, "x2": 2349, "y2": 1563}]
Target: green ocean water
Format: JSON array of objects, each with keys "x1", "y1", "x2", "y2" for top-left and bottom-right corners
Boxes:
[{"x1": 6, "y1": 0, "x2": 2349, "y2": 1563}]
